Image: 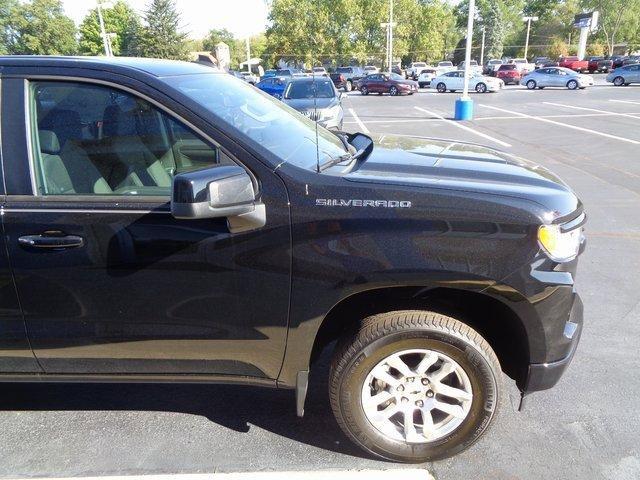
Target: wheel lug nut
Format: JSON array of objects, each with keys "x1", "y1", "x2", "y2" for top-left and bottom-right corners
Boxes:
[
  {"x1": 397, "y1": 385, "x2": 404, "y2": 392},
  {"x1": 401, "y1": 397, "x2": 409, "y2": 403},
  {"x1": 415, "y1": 400, "x2": 424, "y2": 407},
  {"x1": 426, "y1": 390, "x2": 434, "y2": 398},
  {"x1": 421, "y1": 378, "x2": 429, "y2": 385}
]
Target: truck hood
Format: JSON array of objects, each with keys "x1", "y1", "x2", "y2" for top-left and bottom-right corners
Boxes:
[{"x1": 344, "y1": 134, "x2": 580, "y2": 218}]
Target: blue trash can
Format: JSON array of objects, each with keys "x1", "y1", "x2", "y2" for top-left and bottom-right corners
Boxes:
[{"x1": 454, "y1": 98, "x2": 474, "y2": 121}]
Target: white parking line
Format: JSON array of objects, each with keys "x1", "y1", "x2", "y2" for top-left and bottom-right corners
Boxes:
[
  {"x1": 3, "y1": 471, "x2": 433, "y2": 480},
  {"x1": 479, "y1": 104, "x2": 640, "y2": 145},
  {"x1": 609, "y1": 99, "x2": 640, "y2": 106},
  {"x1": 343, "y1": 118, "x2": 442, "y2": 124},
  {"x1": 414, "y1": 106, "x2": 511, "y2": 148},
  {"x1": 542, "y1": 102, "x2": 640, "y2": 120},
  {"x1": 348, "y1": 107, "x2": 370, "y2": 133}
]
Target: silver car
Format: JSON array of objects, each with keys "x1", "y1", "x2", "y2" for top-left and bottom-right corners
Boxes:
[
  {"x1": 606, "y1": 64, "x2": 640, "y2": 86},
  {"x1": 281, "y1": 77, "x2": 344, "y2": 130},
  {"x1": 520, "y1": 67, "x2": 594, "y2": 90}
]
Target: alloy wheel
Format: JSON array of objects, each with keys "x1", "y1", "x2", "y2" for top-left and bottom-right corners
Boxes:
[{"x1": 361, "y1": 348, "x2": 473, "y2": 443}]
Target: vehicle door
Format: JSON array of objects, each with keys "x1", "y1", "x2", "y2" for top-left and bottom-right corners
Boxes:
[
  {"x1": 449, "y1": 72, "x2": 464, "y2": 89},
  {"x1": 0, "y1": 71, "x2": 291, "y2": 378},
  {"x1": 629, "y1": 64, "x2": 640, "y2": 82},
  {"x1": 0, "y1": 87, "x2": 41, "y2": 373},
  {"x1": 365, "y1": 74, "x2": 379, "y2": 92},
  {"x1": 543, "y1": 68, "x2": 560, "y2": 87}
]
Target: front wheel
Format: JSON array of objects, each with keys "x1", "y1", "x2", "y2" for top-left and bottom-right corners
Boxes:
[
  {"x1": 436, "y1": 82, "x2": 447, "y2": 93},
  {"x1": 329, "y1": 310, "x2": 503, "y2": 463},
  {"x1": 567, "y1": 79, "x2": 578, "y2": 90},
  {"x1": 345, "y1": 80, "x2": 353, "y2": 92},
  {"x1": 475, "y1": 82, "x2": 487, "y2": 93},
  {"x1": 389, "y1": 86, "x2": 399, "y2": 96},
  {"x1": 360, "y1": 85, "x2": 369, "y2": 95}
]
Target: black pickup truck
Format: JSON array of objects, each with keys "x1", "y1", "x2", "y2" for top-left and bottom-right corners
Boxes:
[{"x1": 0, "y1": 56, "x2": 585, "y2": 463}]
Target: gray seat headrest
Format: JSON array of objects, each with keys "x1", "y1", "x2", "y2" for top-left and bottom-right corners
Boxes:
[{"x1": 39, "y1": 130, "x2": 61, "y2": 155}]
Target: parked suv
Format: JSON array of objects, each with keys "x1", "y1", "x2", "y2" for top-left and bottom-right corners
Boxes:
[
  {"x1": 0, "y1": 56, "x2": 585, "y2": 464},
  {"x1": 335, "y1": 65, "x2": 365, "y2": 91},
  {"x1": 496, "y1": 63, "x2": 521, "y2": 84}
]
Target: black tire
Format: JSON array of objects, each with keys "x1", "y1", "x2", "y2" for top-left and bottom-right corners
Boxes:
[
  {"x1": 345, "y1": 80, "x2": 353, "y2": 92},
  {"x1": 360, "y1": 85, "x2": 369, "y2": 95},
  {"x1": 475, "y1": 82, "x2": 487, "y2": 93},
  {"x1": 613, "y1": 76, "x2": 625, "y2": 86},
  {"x1": 329, "y1": 310, "x2": 503, "y2": 463},
  {"x1": 539, "y1": 86, "x2": 545, "y2": 89},
  {"x1": 567, "y1": 79, "x2": 578, "y2": 90},
  {"x1": 526, "y1": 79, "x2": 537, "y2": 90},
  {"x1": 436, "y1": 82, "x2": 447, "y2": 93},
  {"x1": 418, "y1": 83, "x2": 426, "y2": 88},
  {"x1": 449, "y1": 90, "x2": 456, "y2": 93},
  {"x1": 389, "y1": 86, "x2": 399, "y2": 96}
]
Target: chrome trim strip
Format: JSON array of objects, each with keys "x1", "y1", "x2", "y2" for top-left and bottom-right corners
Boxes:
[
  {"x1": 24, "y1": 78, "x2": 39, "y2": 195},
  {"x1": 1, "y1": 207, "x2": 170, "y2": 215}
]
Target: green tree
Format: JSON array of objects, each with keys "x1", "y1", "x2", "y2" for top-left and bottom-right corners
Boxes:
[
  {"x1": 78, "y1": 0, "x2": 141, "y2": 56},
  {"x1": 203, "y1": 28, "x2": 236, "y2": 52},
  {"x1": 136, "y1": 0, "x2": 189, "y2": 60},
  {"x1": 483, "y1": 0, "x2": 505, "y2": 60},
  {"x1": 581, "y1": 0, "x2": 640, "y2": 55},
  {"x1": 0, "y1": 0, "x2": 19, "y2": 54},
  {"x1": 6, "y1": 0, "x2": 77, "y2": 55}
]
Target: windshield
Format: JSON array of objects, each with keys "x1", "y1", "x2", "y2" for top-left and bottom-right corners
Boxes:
[
  {"x1": 389, "y1": 73, "x2": 404, "y2": 81},
  {"x1": 165, "y1": 73, "x2": 347, "y2": 171},
  {"x1": 285, "y1": 80, "x2": 336, "y2": 99}
]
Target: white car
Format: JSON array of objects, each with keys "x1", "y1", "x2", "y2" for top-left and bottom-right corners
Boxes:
[
  {"x1": 458, "y1": 60, "x2": 483, "y2": 76},
  {"x1": 417, "y1": 68, "x2": 437, "y2": 88},
  {"x1": 312, "y1": 66, "x2": 328, "y2": 76},
  {"x1": 406, "y1": 61, "x2": 428, "y2": 79},
  {"x1": 512, "y1": 58, "x2": 535, "y2": 74},
  {"x1": 485, "y1": 59, "x2": 503, "y2": 75},
  {"x1": 363, "y1": 65, "x2": 379, "y2": 74},
  {"x1": 436, "y1": 61, "x2": 455, "y2": 74},
  {"x1": 431, "y1": 70, "x2": 504, "y2": 93}
]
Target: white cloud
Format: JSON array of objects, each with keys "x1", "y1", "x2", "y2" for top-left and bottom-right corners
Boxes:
[{"x1": 62, "y1": 0, "x2": 269, "y2": 39}]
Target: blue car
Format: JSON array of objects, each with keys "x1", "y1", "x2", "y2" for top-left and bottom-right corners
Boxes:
[{"x1": 256, "y1": 76, "x2": 288, "y2": 99}]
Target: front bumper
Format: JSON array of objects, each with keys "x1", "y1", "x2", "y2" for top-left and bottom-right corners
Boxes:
[{"x1": 524, "y1": 292, "x2": 583, "y2": 392}]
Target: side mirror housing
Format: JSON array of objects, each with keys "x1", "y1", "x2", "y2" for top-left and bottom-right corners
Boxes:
[{"x1": 171, "y1": 166, "x2": 256, "y2": 220}]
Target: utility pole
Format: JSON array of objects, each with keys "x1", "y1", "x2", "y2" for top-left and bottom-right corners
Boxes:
[
  {"x1": 480, "y1": 27, "x2": 486, "y2": 65},
  {"x1": 380, "y1": 0, "x2": 396, "y2": 73},
  {"x1": 522, "y1": 16, "x2": 538, "y2": 60},
  {"x1": 245, "y1": 37, "x2": 251, "y2": 74},
  {"x1": 96, "y1": 0, "x2": 112, "y2": 57},
  {"x1": 454, "y1": 0, "x2": 474, "y2": 120}
]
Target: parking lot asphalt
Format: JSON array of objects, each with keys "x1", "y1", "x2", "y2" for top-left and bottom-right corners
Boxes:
[{"x1": 2, "y1": 74, "x2": 640, "y2": 480}]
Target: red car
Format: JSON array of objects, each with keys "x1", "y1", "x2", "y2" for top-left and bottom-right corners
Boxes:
[
  {"x1": 558, "y1": 56, "x2": 589, "y2": 72},
  {"x1": 496, "y1": 64, "x2": 521, "y2": 85},
  {"x1": 358, "y1": 72, "x2": 418, "y2": 96}
]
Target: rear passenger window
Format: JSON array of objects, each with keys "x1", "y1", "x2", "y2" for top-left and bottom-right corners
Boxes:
[{"x1": 29, "y1": 81, "x2": 233, "y2": 197}]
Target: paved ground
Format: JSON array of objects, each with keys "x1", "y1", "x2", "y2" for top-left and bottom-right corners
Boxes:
[{"x1": 2, "y1": 74, "x2": 640, "y2": 480}]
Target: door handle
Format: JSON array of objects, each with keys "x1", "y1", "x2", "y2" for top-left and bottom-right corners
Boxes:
[{"x1": 18, "y1": 232, "x2": 84, "y2": 249}]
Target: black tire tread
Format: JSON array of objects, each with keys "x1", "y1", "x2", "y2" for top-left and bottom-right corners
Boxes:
[{"x1": 329, "y1": 310, "x2": 503, "y2": 461}]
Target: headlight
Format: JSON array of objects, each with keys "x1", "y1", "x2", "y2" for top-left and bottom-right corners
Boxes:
[{"x1": 538, "y1": 224, "x2": 582, "y2": 262}]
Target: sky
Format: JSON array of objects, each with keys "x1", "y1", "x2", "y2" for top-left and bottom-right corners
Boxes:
[{"x1": 61, "y1": 0, "x2": 270, "y2": 39}]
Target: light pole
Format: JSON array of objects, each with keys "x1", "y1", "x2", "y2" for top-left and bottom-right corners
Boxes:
[
  {"x1": 522, "y1": 16, "x2": 538, "y2": 60},
  {"x1": 96, "y1": 0, "x2": 113, "y2": 57},
  {"x1": 380, "y1": 0, "x2": 396, "y2": 73},
  {"x1": 245, "y1": 37, "x2": 251, "y2": 74},
  {"x1": 454, "y1": 0, "x2": 475, "y2": 120},
  {"x1": 480, "y1": 26, "x2": 486, "y2": 65}
]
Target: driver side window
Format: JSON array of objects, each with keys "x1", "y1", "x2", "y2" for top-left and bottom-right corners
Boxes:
[{"x1": 30, "y1": 81, "x2": 234, "y2": 197}]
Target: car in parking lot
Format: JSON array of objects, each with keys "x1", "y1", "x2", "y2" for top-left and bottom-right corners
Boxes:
[
  {"x1": 312, "y1": 66, "x2": 328, "y2": 76},
  {"x1": 484, "y1": 59, "x2": 503, "y2": 75},
  {"x1": 363, "y1": 65, "x2": 379, "y2": 75},
  {"x1": 495, "y1": 64, "x2": 521, "y2": 85},
  {"x1": 406, "y1": 61, "x2": 428, "y2": 79},
  {"x1": 586, "y1": 56, "x2": 613, "y2": 73},
  {"x1": 417, "y1": 68, "x2": 437, "y2": 88},
  {"x1": 0, "y1": 54, "x2": 586, "y2": 466},
  {"x1": 458, "y1": 60, "x2": 483, "y2": 76},
  {"x1": 335, "y1": 66, "x2": 366, "y2": 92},
  {"x1": 533, "y1": 56, "x2": 551, "y2": 69},
  {"x1": 521, "y1": 67, "x2": 594, "y2": 90},
  {"x1": 431, "y1": 70, "x2": 503, "y2": 93},
  {"x1": 436, "y1": 61, "x2": 455, "y2": 74},
  {"x1": 358, "y1": 72, "x2": 418, "y2": 95},
  {"x1": 255, "y1": 75, "x2": 288, "y2": 98},
  {"x1": 281, "y1": 76, "x2": 344, "y2": 130},
  {"x1": 606, "y1": 63, "x2": 640, "y2": 86},
  {"x1": 558, "y1": 56, "x2": 589, "y2": 72},
  {"x1": 622, "y1": 56, "x2": 640, "y2": 66}
]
